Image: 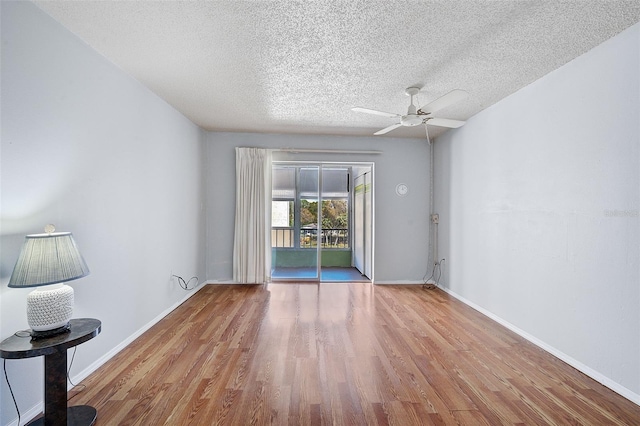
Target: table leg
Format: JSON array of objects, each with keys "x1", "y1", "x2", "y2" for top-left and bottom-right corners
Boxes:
[
  {"x1": 27, "y1": 349, "x2": 97, "y2": 426},
  {"x1": 44, "y1": 348, "x2": 68, "y2": 425}
]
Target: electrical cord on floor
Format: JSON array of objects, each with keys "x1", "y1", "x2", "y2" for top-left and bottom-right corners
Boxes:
[
  {"x1": 423, "y1": 258, "x2": 445, "y2": 290},
  {"x1": 173, "y1": 275, "x2": 199, "y2": 291},
  {"x1": 4, "y1": 359, "x2": 21, "y2": 426}
]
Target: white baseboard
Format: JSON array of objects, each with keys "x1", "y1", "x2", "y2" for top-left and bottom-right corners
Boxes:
[
  {"x1": 374, "y1": 280, "x2": 423, "y2": 285},
  {"x1": 206, "y1": 280, "x2": 238, "y2": 284},
  {"x1": 440, "y1": 285, "x2": 640, "y2": 406},
  {"x1": 6, "y1": 405, "x2": 42, "y2": 426},
  {"x1": 207, "y1": 281, "x2": 278, "y2": 285}
]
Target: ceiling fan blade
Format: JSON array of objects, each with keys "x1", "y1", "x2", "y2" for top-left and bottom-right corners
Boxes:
[
  {"x1": 426, "y1": 117, "x2": 466, "y2": 128},
  {"x1": 352, "y1": 107, "x2": 400, "y2": 118},
  {"x1": 373, "y1": 123, "x2": 403, "y2": 135},
  {"x1": 419, "y1": 89, "x2": 468, "y2": 114}
]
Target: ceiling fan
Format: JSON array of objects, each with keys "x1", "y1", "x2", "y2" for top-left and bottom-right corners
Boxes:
[{"x1": 352, "y1": 87, "x2": 468, "y2": 135}]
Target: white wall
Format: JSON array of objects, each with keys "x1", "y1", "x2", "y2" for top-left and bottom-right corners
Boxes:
[
  {"x1": 0, "y1": 2, "x2": 206, "y2": 424},
  {"x1": 204, "y1": 132, "x2": 432, "y2": 283},
  {"x1": 434, "y1": 22, "x2": 639, "y2": 401}
]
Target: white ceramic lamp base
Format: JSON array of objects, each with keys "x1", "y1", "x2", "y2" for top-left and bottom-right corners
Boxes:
[{"x1": 27, "y1": 284, "x2": 74, "y2": 335}]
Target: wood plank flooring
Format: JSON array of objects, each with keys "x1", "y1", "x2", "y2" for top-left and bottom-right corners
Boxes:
[{"x1": 68, "y1": 284, "x2": 640, "y2": 425}]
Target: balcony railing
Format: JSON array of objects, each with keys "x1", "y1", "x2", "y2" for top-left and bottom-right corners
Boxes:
[{"x1": 272, "y1": 228, "x2": 349, "y2": 249}]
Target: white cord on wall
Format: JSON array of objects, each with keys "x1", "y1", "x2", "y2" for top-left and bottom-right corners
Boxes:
[{"x1": 427, "y1": 126, "x2": 435, "y2": 270}]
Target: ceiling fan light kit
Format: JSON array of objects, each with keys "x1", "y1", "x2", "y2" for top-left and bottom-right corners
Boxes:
[{"x1": 353, "y1": 86, "x2": 469, "y2": 135}]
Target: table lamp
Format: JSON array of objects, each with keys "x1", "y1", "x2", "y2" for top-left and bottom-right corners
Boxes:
[{"x1": 8, "y1": 225, "x2": 90, "y2": 338}]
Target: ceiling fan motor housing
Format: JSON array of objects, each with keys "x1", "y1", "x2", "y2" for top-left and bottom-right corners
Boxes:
[{"x1": 401, "y1": 114, "x2": 424, "y2": 126}]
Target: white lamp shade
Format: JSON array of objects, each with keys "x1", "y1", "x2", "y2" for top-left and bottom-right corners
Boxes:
[{"x1": 8, "y1": 232, "x2": 89, "y2": 288}]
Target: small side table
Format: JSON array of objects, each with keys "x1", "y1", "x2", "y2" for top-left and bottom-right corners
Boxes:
[{"x1": 0, "y1": 318, "x2": 101, "y2": 426}]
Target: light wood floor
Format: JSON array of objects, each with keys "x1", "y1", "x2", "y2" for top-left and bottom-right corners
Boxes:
[{"x1": 69, "y1": 284, "x2": 640, "y2": 425}]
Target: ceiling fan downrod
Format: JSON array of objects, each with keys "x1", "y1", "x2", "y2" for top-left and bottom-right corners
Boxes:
[{"x1": 402, "y1": 87, "x2": 424, "y2": 126}]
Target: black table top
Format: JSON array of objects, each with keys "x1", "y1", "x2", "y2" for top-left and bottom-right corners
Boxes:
[{"x1": 0, "y1": 318, "x2": 101, "y2": 359}]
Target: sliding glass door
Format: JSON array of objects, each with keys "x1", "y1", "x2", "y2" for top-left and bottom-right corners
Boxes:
[
  {"x1": 271, "y1": 165, "x2": 320, "y2": 280},
  {"x1": 271, "y1": 162, "x2": 368, "y2": 282}
]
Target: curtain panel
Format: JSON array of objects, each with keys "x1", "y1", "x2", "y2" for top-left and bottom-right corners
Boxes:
[{"x1": 233, "y1": 147, "x2": 272, "y2": 283}]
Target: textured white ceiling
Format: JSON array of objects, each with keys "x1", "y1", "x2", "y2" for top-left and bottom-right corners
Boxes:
[{"x1": 34, "y1": 1, "x2": 640, "y2": 139}]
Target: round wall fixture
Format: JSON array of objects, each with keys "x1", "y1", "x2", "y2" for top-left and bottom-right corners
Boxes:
[{"x1": 395, "y1": 183, "x2": 408, "y2": 196}]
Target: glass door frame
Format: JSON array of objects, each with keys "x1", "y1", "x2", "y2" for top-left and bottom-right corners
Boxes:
[
  {"x1": 271, "y1": 162, "x2": 322, "y2": 281},
  {"x1": 271, "y1": 160, "x2": 374, "y2": 283}
]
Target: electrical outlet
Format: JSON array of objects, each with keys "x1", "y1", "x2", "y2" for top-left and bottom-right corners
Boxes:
[{"x1": 431, "y1": 214, "x2": 439, "y2": 224}]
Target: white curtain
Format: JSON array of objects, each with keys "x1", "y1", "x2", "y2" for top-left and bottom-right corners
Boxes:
[{"x1": 233, "y1": 147, "x2": 272, "y2": 283}]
